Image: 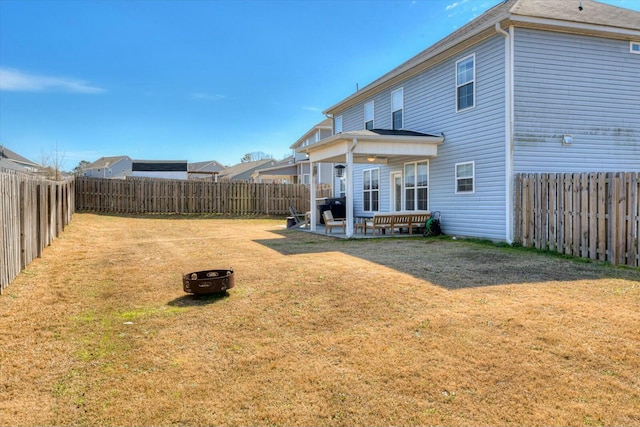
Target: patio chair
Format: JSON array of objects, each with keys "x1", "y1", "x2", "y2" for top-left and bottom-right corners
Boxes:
[
  {"x1": 322, "y1": 210, "x2": 346, "y2": 234},
  {"x1": 289, "y1": 206, "x2": 310, "y2": 228}
]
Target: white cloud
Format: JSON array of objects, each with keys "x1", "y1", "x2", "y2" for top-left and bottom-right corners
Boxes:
[
  {"x1": 301, "y1": 106, "x2": 321, "y2": 112},
  {"x1": 445, "y1": 2, "x2": 459, "y2": 10},
  {"x1": 0, "y1": 67, "x2": 105, "y2": 94},
  {"x1": 190, "y1": 92, "x2": 226, "y2": 101}
]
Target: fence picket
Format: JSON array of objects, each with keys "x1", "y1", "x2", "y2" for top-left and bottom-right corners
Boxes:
[
  {"x1": 515, "y1": 172, "x2": 639, "y2": 267},
  {"x1": 1, "y1": 169, "x2": 74, "y2": 294}
]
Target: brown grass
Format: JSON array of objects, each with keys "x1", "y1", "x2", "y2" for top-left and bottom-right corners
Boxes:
[{"x1": 1, "y1": 213, "x2": 639, "y2": 426}]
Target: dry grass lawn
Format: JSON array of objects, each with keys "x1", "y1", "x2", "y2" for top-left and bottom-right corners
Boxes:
[{"x1": 1, "y1": 213, "x2": 639, "y2": 426}]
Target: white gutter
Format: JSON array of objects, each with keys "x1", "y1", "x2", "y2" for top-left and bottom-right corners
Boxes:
[{"x1": 496, "y1": 23, "x2": 515, "y2": 244}]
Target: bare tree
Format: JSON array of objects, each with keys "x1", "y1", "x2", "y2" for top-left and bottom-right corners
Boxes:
[
  {"x1": 241, "y1": 151, "x2": 273, "y2": 163},
  {"x1": 39, "y1": 145, "x2": 67, "y2": 180}
]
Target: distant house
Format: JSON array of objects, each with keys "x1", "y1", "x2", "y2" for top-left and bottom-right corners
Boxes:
[
  {"x1": 188, "y1": 160, "x2": 224, "y2": 181},
  {"x1": 130, "y1": 160, "x2": 188, "y2": 180},
  {"x1": 300, "y1": 0, "x2": 640, "y2": 240},
  {"x1": 251, "y1": 155, "x2": 297, "y2": 183},
  {"x1": 253, "y1": 118, "x2": 336, "y2": 186},
  {"x1": 0, "y1": 146, "x2": 42, "y2": 175},
  {"x1": 218, "y1": 159, "x2": 276, "y2": 182},
  {"x1": 84, "y1": 156, "x2": 133, "y2": 179}
]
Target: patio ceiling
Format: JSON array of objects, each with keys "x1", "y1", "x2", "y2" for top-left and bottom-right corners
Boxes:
[{"x1": 298, "y1": 129, "x2": 444, "y2": 164}]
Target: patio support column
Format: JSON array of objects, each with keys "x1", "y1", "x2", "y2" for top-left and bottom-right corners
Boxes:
[
  {"x1": 310, "y1": 160, "x2": 317, "y2": 232},
  {"x1": 345, "y1": 138, "x2": 356, "y2": 238}
]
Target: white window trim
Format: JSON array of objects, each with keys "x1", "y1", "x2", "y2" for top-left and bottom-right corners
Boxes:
[
  {"x1": 456, "y1": 53, "x2": 476, "y2": 112},
  {"x1": 404, "y1": 160, "x2": 429, "y2": 211},
  {"x1": 455, "y1": 161, "x2": 475, "y2": 194},
  {"x1": 391, "y1": 87, "x2": 404, "y2": 130},
  {"x1": 631, "y1": 42, "x2": 640, "y2": 54},
  {"x1": 364, "y1": 101, "x2": 374, "y2": 129},
  {"x1": 334, "y1": 115, "x2": 343, "y2": 134},
  {"x1": 362, "y1": 167, "x2": 380, "y2": 212}
]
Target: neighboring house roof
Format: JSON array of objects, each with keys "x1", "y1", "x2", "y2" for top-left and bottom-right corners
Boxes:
[
  {"x1": 132, "y1": 160, "x2": 188, "y2": 172},
  {"x1": 188, "y1": 160, "x2": 224, "y2": 173},
  {"x1": 86, "y1": 155, "x2": 131, "y2": 170},
  {"x1": 0, "y1": 157, "x2": 34, "y2": 173},
  {"x1": 0, "y1": 145, "x2": 39, "y2": 168},
  {"x1": 218, "y1": 159, "x2": 275, "y2": 180},
  {"x1": 252, "y1": 156, "x2": 298, "y2": 178},
  {"x1": 290, "y1": 118, "x2": 333, "y2": 150},
  {"x1": 324, "y1": 0, "x2": 640, "y2": 115}
]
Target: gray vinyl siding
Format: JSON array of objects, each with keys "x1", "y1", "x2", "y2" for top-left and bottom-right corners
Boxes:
[
  {"x1": 339, "y1": 35, "x2": 507, "y2": 240},
  {"x1": 513, "y1": 28, "x2": 640, "y2": 173},
  {"x1": 428, "y1": 36, "x2": 506, "y2": 240}
]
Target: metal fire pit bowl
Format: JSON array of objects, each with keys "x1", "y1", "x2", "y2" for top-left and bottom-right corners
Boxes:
[{"x1": 183, "y1": 268, "x2": 234, "y2": 295}]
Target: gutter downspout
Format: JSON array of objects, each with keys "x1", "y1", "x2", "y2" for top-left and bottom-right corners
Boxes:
[
  {"x1": 496, "y1": 23, "x2": 515, "y2": 244},
  {"x1": 345, "y1": 138, "x2": 358, "y2": 238}
]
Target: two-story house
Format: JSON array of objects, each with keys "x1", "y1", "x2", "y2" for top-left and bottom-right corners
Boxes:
[{"x1": 299, "y1": 0, "x2": 640, "y2": 241}]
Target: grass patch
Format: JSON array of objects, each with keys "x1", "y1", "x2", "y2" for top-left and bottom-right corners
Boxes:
[{"x1": 1, "y1": 213, "x2": 639, "y2": 426}]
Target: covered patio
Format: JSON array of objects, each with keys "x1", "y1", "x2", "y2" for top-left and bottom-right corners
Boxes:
[{"x1": 299, "y1": 129, "x2": 444, "y2": 238}]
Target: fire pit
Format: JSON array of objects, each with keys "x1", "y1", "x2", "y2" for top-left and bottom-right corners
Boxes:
[{"x1": 183, "y1": 268, "x2": 234, "y2": 295}]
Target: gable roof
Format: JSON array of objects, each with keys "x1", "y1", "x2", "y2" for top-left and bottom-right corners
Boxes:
[
  {"x1": 188, "y1": 160, "x2": 224, "y2": 172},
  {"x1": 217, "y1": 159, "x2": 275, "y2": 180},
  {"x1": 290, "y1": 118, "x2": 333, "y2": 150},
  {"x1": 0, "y1": 145, "x2": 39, "y2": 168},
  {"x1": 86, "y1": 156, "x2": 131, "y2": 170},
  {"x1": 324, "y1": 0, "x2": 640, "y2": 115}
]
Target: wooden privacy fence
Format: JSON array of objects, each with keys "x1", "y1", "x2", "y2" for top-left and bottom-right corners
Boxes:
[
  {"x1": 75, "y1": 177, "x2": 331, "y2": 215},
  {"x1": 0, "y1": 169, "x2": 75, "y2": 294},
  {"x1": 515, "y1": 172, "x2": 639, "y2": 267}
]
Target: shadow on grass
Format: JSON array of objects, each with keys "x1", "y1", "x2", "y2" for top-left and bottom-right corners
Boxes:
[
  {"x1": 167, "y1": 292, "x2": 230, "y2": 307},
  {"x1": 255, "y1": 229, "x2": 640, "y2": 289}
]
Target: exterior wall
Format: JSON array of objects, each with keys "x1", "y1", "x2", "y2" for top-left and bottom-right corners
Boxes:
[
  {"x1": 85, "y1": 158, "x2": 132, "y2": 178},
  {"x1": 513, "y1": 28, "x2": 640, "y2": 173},
  {"x1": 130, "y1": 171, "x2": 188, "y2": 180},
  {"x1": 339, "y1": 34, "x2": 508, "y2": 240}
]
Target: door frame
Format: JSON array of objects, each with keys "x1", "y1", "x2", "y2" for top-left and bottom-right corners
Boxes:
[{"x1": 390, "y1": 171, "x2": 403, "y2": 212}]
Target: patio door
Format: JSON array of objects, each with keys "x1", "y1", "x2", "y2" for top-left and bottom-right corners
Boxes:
[{"x1": 390, "y1": 171, "x2": 402, "y2": 212}]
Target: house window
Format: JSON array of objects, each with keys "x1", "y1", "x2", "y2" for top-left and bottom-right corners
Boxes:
[
  {"x1": 404, "y1": 161, "x2": 429, "y2": 211},
  {"x1": 455, "y1": 161, "x2": 474, "y2": 193},
  {"x1": 334, "y1": 115, "x2": 343, "y2": 134},
  {"x1": 391, "y1": 88, "x2": 403, "y2": 130},
  {"x1": 339, "y1": 177, "x2": 346, "y2": 197},
  {"x1": 456, "y1": 54, "x2": 475, "y2": 111},
  {"x1": 302, "y1": 174, "x2": 310, "y2": 185},
  {"x1": 631, "y1": 42, "x2": 640, "y2": 54},
  {"x1": 363, "y1": 168, "x2": 380, "y2": 212},
  {"x1": 364, "y1": 101, "x2": 374, "y2": 130}
]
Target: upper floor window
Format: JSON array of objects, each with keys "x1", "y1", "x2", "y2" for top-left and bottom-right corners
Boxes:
[
  {"x1": 631, "y1": 42, "x2": 640, "y2": 54},
  {"x1": 455, "y1": 161, "x2": 475, "y2": 193},
  {"x1": 334, "y1": 115, "x2": 343, "y2": 134},
  {"x1": 363, "y1": 168, "x2": 380, "y2": 212},
  {"x1": 404, "y1": 161, "x2": 429, "y2": 211},
  {"x1": 391, "y1": 88, "x2": 403, "y2": 130},
  {"x1": 364, "y1": 101, "x2": 374, "y2": 130},
  {"x1": 456, "y1": 54, "x2": 475, "y2": 111}
]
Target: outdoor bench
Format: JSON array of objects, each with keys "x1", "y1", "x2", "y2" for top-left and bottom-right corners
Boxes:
[{"x1": 360, "y1": 212, "x2": 431, "y2": 236}]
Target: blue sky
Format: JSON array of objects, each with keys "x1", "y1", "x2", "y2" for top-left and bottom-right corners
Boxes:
[{"x1": 1, "y1": 0, "x2": 638, "y2": 169}]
